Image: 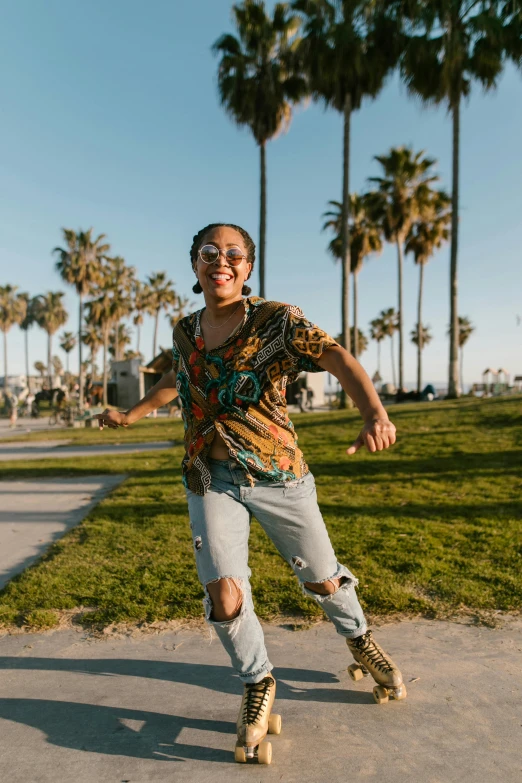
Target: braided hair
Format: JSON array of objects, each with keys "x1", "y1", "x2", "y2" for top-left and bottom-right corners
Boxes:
[{"x1": 190, "y1": 223, "x2": 255, "y2": 295}]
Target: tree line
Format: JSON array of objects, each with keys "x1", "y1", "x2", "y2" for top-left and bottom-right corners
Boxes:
[
  {"x1": 1, "y1": 1, "x2": 519, "y2": 406},
  {"x1": 213, "y1": 0, "x2": 521, "y2": 401},
  {"x1": 0, "y1": 229, "x2": 192, "y2": 406}
]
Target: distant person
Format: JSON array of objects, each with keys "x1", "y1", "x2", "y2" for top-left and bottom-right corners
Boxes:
[
  {"x1": 306, "y1": 387, "x2": 314, "y2": 410},
  {"x1": 6, "y1": 391, "x2": 18, "y2": 428},
  {"x1": 298, "y1": 385, "x2": 307, "y2": 412},
  {"x1": 95, "y1": 222, "x2": 404, "y2": 763}
]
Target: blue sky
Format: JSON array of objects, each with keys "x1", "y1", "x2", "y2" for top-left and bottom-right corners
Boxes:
[{"x1": 1, "y1": 0, "x2": 521, "y2": 389}]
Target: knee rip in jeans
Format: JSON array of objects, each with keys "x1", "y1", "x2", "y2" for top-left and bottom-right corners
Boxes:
[
  {"x1": 204, "y1": 576, "x2": 244, "y2": 630},
  {"x1": 304, "y1": 575, "x2": 351, "y2": 597}
]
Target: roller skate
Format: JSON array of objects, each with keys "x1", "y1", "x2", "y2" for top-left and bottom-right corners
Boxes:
[
  {"x1": 346, "y1": 630, "x2": 407, "y2": 704},
  {"x1": 234, "y1": 675, "x2": 281, "y2": 764}
]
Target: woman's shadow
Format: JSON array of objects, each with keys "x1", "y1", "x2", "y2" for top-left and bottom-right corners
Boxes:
[{"x1": 0, "y1": 658, "x2": 370, "y2": 763}]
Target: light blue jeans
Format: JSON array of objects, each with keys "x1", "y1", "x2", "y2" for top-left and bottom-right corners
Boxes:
[{"x1": 185, "y1": 458, "x2": 367, "y2": 683}]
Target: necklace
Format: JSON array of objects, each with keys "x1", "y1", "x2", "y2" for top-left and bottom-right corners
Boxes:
[{"x1": 204, "y1": 300, "x2": 244, "y2": 329}]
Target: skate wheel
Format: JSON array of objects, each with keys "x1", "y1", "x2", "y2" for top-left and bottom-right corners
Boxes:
[
  {"x1": 234, "y1": 743, "x2": 247, "y2": 763},
  {"x1": 268, "y1": 713, "x2": 282, "y2": 735},
  {"x1": 373, "y1": 685, "x2": 389, "y2": 704},
  {"x1": 257, "y1": 741, "x2": 272, "y2": 765},
  {"x1": 348, "y1": 663, "x2": 365, "y2": 682},
  {"x1": 392, "y1": 684, "x2": 407, "y2": 701}
]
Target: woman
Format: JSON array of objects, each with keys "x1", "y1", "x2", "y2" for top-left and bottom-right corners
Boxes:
[{"x1": 95, "y1": 222, "x2": 406, "y2": 764}]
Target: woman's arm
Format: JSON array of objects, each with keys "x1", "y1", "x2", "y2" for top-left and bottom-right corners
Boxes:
[
  {"x1": 317, "y1": 345, "x2": 396, "y2": 454},
  {"x1": 94, "y1": 369, "x2": 179, "y2": 429}
]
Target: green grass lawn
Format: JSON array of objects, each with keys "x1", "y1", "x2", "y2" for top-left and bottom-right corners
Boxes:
[{"x1": 1, "y1": 396, "x2": 521, "y2": 631}]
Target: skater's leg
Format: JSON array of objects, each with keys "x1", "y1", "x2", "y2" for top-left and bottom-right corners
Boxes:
[
  {"x1": 246, "y1": 471, "x2": 367, "y2": 639},
  {"x1": 186, "y1": 459, "x2": 273, "y2": 684}
]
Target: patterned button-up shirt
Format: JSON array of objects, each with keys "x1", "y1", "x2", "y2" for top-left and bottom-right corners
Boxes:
[{"x1": 172, "y1": 297, "x2": 338, "y2": 495}]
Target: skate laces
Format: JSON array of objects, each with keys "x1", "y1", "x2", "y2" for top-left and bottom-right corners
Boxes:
[
  {"x1": 351, "y1": 631, "x2": 394, "y2": 674},
  {"x1": 242, "y1": 676, "x2": 273, "y2": 725}
]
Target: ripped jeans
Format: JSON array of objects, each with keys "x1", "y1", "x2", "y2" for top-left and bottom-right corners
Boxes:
[{"x1": 185, "y1": 458, "x2": 367, "y2": 684}]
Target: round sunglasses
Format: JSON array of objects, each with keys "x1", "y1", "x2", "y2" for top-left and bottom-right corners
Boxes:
[{"x1": 198, "y1": 244, "x2": 247, "y2": 266}]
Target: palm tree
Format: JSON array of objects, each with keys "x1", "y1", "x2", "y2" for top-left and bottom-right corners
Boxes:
[
  {"x1": 33, "y1": 292, "x2": 68, "y2": 388},
  {"x1": 452, "y1": 316, "x2": 475, "y2": 391},
  {"x1": 213, "y1": 0, "x2": 307, "y2": 297},
  {"x1": 109, "y1": 324, "x2": 133, "y2": 360},
  {"x1": 380, "y1": 307, "x2": 398, "y2": 389},
  {"x1": 59, "y1": 331, "x2": 77, "y2": 373},
  {"x1": 82, "y1": 323, "x2": 102, "y2": 381},
  {"x1": 123, "y1": 349, "x2": 144, "y2": 362},
  {"x1": 410, "y1": 323, "x2": 432, "y2": 348},
  {"x1": 132, "y1": 279, "x2": 150, "y2": 355},
  {"x1": 322, "y1": 194, "x2": 382, "y2": 359},
  {"x1": 168, "y1": 294, "x2": 194, "y2": 330},
  {"x1": 0, "y1": 286, "x2": 28, "y2": 393},
  {"x1": 145, "y1": 272, "x2": 177, "y2": 359},
  {"x1": 369, "y1": 316, "x2": 386, "y2": 375},
  {"x1": 86, "y1": 292, "x2": 118, "y2": 406},
  {"x1": 18, "y1": 293, "x2": 38, "y2": 390},
  {"x1": 400, "y1": 0, "x2": 521, "y2": 397},
  {"x1": 34, "y1": 361, "x2": 46, "y2": 383},
  {"x1": 350, "y1": 327, "x2": 368, "y2": 357},
  {"x1": 52, "y1": 355, "x2": 63, "y2": 378},
  {"x1": 293, "y1": 0, "x2": 401, "y2": 403},
  {"x1": 410, "y1": 322, "x2": 433, "y2": 392},
  {"x1": 105, "y1": 257, "x2": 135, "y2": 360},
  {"x1": 367, "y1": 146, "x2": 440, "y2": 391},
  {"x1": 405, "y1": 189, "x2": 451, "y2": 393},
  {"x1": 54, "y1": 228, "x2": 109, "y2": 407}
]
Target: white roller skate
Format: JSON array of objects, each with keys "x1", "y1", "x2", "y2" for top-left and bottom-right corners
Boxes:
[
  {"x1": 346, "y1": 630, "x2": 407, "y2": 704},
  {"x1": 235, "y1": 675, "x2": 281, "y2": 764}
]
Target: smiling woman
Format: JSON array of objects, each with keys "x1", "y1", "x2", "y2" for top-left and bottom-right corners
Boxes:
[{"x1": 95, "y1": 220, "x2": 404, "y2": 763}]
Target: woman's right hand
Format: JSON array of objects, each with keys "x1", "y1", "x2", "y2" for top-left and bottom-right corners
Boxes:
[{"x1": 93, "y1": 409, "x2": 129, "y2": 430}]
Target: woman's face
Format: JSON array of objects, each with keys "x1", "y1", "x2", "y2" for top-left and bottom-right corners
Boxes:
[{"x1": 194, "y1": 226, "x2": 252, "y2": 302}]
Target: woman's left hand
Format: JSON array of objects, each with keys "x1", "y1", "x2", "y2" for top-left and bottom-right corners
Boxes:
[{"x1": 347, "y1": 417, "x2": 397, "y2": 455}]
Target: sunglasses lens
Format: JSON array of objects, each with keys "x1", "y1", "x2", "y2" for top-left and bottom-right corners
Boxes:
[
  {"x1": 199, "y1": 245, "x2": 219, "y2": 264},
  {"x1": 226, "y1": 248, "x2": 245, "y2": 265}
]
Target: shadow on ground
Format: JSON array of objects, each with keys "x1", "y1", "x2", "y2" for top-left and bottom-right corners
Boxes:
[{"x1": 0, "y1": 658, "x2": 367, "y2": 763}]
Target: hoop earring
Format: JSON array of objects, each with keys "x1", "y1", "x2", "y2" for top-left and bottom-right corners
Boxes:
[{"x1": 192, "y1": 280, "x2": 203, "y2": 294}]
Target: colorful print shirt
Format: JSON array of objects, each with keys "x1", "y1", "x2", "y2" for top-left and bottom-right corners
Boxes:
[{"x1": 172, "y1": 297, "x2": 338, "y2": 495}]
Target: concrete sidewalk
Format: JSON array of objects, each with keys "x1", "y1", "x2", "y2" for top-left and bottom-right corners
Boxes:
[
  {"x1": 0, "y1": 440, "x2": 175, "y2": 461},
  {"x1": 0, "y1": 618, "x2": 520, "y2": 783},
  {"x1": 0, "y1": 476, "x2": 126, "y2": 589}
]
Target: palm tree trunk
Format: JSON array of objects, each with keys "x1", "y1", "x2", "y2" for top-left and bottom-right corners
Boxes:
[
  {"x1": 417, "y1": 262, "x2": 424, "y2": 394},
  {"x1": 340, "y1": 93, "x2": 352, "y2": 408},
  {"x1": 66, "y1": 351, "x2": 70, "y2": 374},
  {"x1": 91, "y1": 350, "x2": 96, "y2": 381},
  {"x1": 78, "y1": 293, "x2": 84, "y2": 409},
  {"x1": 390, "y1": 334, "x2": 397, "y2": 390},
  {"x1": 136, "y1": 323, "x2": 141, "y2": 354},
  {"x1": 153, "y1": 310, "x2": 159, "y2": 359},
  {"x1": 103, "y1": 326, "x2": 109, "y2": 406},
  {"x1": 24, "y1": 329, "x2": 30, "y2": 392},
  {"x1": 460, "y1": 347, "x2": 464, "y2": 393},
  {"x1": 115, "y1": 319, "x2": 120, "y2": 361},
  {"x1": 396, "y1": 237, "x2": 404, "y2": 392},
  {"x1": 3, "y1": 330, "x2": 8, "y2": 394},
  {"x1": 448, "y1": 96, "x2": 460, "y2": 398},
  {"x1": 353, "y1": 271, "x2": 358, "y2": 360},
  {"x1": 377, "y1": 340, "x2": 381, "y2": 375},
  {"x1": 47, "y1": 333, "x2": 52, "y2": 390},
  {"x1": 259, "y1": 141, "x2": 267, "y2": 299}
]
